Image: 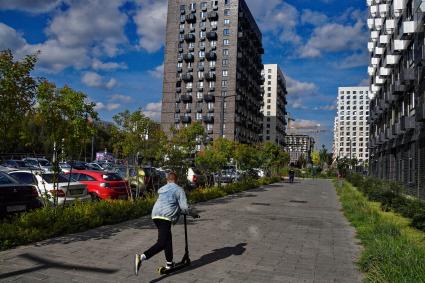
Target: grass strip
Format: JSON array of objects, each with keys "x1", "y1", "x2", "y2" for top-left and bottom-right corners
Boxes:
[
  {"x1": 0, "y1": 177, "x2": 280, "y2": 251},
  {"x1": 335, "y1": 180, "x2": 425, "y2": 283}
]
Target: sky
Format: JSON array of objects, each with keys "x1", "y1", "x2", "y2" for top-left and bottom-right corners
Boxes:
[{"x1": 0, "y1": 0, "x2": 369, "y2": 149}]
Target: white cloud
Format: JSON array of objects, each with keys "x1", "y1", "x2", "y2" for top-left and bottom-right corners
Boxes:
[
  {"x1": 313, "y1": 105, "x2": 337, "y2": 111},
  {"x1": 134, "y1": 0, "x2": 167, "y2": 52},
  {"x1": 142, "y1": 101, "x2": 162, "y2": 121},
  {"x1": 246, "y1": 0, "x2": 301, "y2": 44},
  {"x1": 109, "y1": 94, "x2": 132, "y2": 103},
  {"x1": 0, "y1": 0, "x2": 61, "y2": 13},
  {"x1": 337, "y1": 52, "x2": 369, "y2": 69},
  {"x1": 300, "y1": 19, "x2": 367, "y2": 58},
  {"x1": 106, "y1": 78, "x2": 117, "y2": 89},
  {"x1": 290, "y1": 119, "x2": 322, "y2": 130},
  {"x1": 81, "y1": 71, "x2": 117, "y2": 89},
  {"x1": 94, "y1": 102, "x2": 121, "y2": 111},
  {"x1": 148, "y1": 63, "x2": 164, "y2": 79},
  {"x1": 301, "y1": 10, "x2": 328, "y2": 26},
  {"x1": 91, "y1": 59, "x2": 127, "y2": 71},
  {"x1": 286, "y1": 76, "x2": 317, "y2": 97}
]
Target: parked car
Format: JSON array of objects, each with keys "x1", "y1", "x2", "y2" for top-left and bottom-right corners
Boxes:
[
  {"x1": 0, "y1": 165, "x2": 16, "y2": 173},
  {"x1": 86, "y1": 163, "x2": 104, "y2": 171},
  {"x1": 65, "y1": 170, "x2": 129, "y2": 200},
  {"x1": 187, "y1": 167, "x2": 206, "y2": 189},
  {"x1": 214, "y1": 169, "x2": 241, "y2": 184},
  {"x1": 8, "y1": 171, "x2": 91, "y2": 206},
  {"x1": 0, "y1": 171, "x2": 42, "y2": 217},
  {"x1": 2, "y1": 160, "x2": 33, "y2": 170},
  {"x1": 59, "y1": 162, "x2": 72, "y2": 173},
  {"x1": 22, "y1": 158, "x2": 53, "y2": 172},
  {"x1": 67, "y1": 161, "x2": 88, "y2": 170}
]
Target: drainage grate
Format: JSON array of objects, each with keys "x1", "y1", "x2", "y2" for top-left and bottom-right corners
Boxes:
[
  {"x1": 289, "y1": 200, "x2": 308, "y2": 204},
  {"x1": 251, "y1": 202, "x2": 271, "y2": 206}
]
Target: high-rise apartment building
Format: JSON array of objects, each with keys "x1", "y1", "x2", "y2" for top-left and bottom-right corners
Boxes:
[
  {"x1": 160, "y1": 0, "x2": 264, "y2": 145},
  {"x1": 260, "y1": 64, "x2": 288, "y2": 146},
  {"x1": 333, "y1": 87, "x2": 371, "y2": 164},
  {"x1": 367, "y1": 0, "x2": 425, "y2": 198}
]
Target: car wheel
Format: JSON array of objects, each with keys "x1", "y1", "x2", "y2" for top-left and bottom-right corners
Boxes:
[{"x1": 90, "y1": 193, "x2": 101, "y2": 202}]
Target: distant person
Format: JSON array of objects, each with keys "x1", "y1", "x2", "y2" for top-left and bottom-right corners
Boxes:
[
  {"x1": 135, "y1": 171, "x2": 189, "y2": 276},
  {"x1": 288, "y1": 169, "x2": 295, "y2": 183}
]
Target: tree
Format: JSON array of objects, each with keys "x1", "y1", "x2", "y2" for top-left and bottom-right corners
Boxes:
[
  {"x1": 0, "y1": 50, "x2": 38, "y2": 153},
  {"x1": 312, "y1": 151, "x2": 320, "y2": 166},
  {"x1": 259, "y1": 142, "x2": 284, "y2": 176},
  {"x1": 195, "y1": 146, "x2": 226, "y2": 186},
  {"x1": 234, "y1": 143, "x2": 260, "y2": 171},
  {"x1": 166, "y1": 123, "x2": 205, "y2": 183},
  {"x1": 297, "y1": 154, "x2": 307, "y2": 168}
]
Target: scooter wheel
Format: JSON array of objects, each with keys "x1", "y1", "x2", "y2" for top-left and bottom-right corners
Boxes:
[{"x1": 157, "y1": 267, "x2": 166, "y2": 274}]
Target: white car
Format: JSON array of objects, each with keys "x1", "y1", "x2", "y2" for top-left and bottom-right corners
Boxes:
[{"x1": 8, "y1": 171, "x2": 91, "y2": 205}]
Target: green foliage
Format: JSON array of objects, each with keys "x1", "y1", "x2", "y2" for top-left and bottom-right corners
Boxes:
[
  {"x1": 335, "y1": 180, "x2": 425, "y2": 283},
  {"x1": 0, "y1": 50, "x2": 38, "y2": 153},
  {"x1": 258, "y1": 142, "x2": 288, "y2": 176},
  {"x1": 0, "y1": 177, "x2": 279, "y2": 250},
  {"x1": 345, "y1": 173, "x2": 425, "y2": 233}
]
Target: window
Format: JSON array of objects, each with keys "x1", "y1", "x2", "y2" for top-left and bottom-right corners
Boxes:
[
  {"x1": 225, "y1": 0, "x2": 230, "y2": 5},
  {"x1": 199, "y1": 50, "x2": 205, "y2": 58},
  {"x1": 224, "y1": 9, "x2": 230, "y2": 16},
  {"x1": 199, "y1": 21, "x2": 206, "y2": 28},
  {"x1": 199, "y1": 41, "x2": 205, "y2": 48},
  {"x1": 201, "y1": 2, "x2": 207, "y2": 9},
  {"x1": 222, "y1": 80, "x2": 227, "y2": 87},
  {"x1": 223, "y1": 29, "x2": 230, "y2": 36},
  {"x1": 200, "y1": 31, "x2": 206, "y2": 38},
  {"x1": 223, "y1": 49, "x2": 229, "y2": 56},
  {"x1": 223, "y1": 39, "x2": 230, "y2": 45},
  {"x1": 210, "y1": 40, "x2": 217, "y2": 47},
  {"x1": 222, "y1": 91, "x2": 227, "y2": 97},
  {"x1": 222, "y1": 70, "x2": 228, "y2": 77},
  {"x1": 224, "y1": 19, "x2": 230, "y2": 25},
  {"x1": 190, "y1": 3, "x2": 196, "y2": 10},
  {"x1": 222, "y1": 59, "x2": 229, "y2": 66}
]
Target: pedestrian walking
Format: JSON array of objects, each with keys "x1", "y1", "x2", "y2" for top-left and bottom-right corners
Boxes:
[{"x1": 135, "y1": 171, "x2": 189, "y2": 276}]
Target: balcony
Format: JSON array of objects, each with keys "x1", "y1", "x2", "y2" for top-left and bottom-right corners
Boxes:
[
  {"x1": 379, "y1": 67, "x2": 391, "y2": 76},
  {"x1": 394, "y1": 39, "x2": 410, "y2": 51},
  {"x1": 399, "y1": 21, "x2": 416, "y2": 39},
  {"x1": 181, "y1": 116, "x2": 192, "y2": 124},
  {"x1": 184, "y1": 33, "x2": 195, "y2": 42},
  {"x1": 203, "y1": 115, "x2": 214, "y2": 123},
  {"x1": 371, "y1": 57, "x2": 380, "y2": 66},
  {"x1": 175, "y1": 117, "x2": 180, "y2": 123},
  {"x1": 206, "y1": 31, "x2": 217, "y2": 40},
  {"x1": 186, "y1": 14, "x2": 196, "y2": 23},
  {"x1": 207, "y1": 11, "x2": 218, "y2": 20},
  {"x1": 385, "y1": 19, "x2": 395, "y2": 34},
  {"x1": 204, "y1": 94, "x2": 215, "y2": 102},
  {"x1": 181, "y1": 94, "x2": 192, "y2": 102},
  {"x1": 206, "y1": 51, "x2": 216, "y2": 61},
  {"x1": 367, "y1": 18, "x2": 374, "y2": 29},
  {"x1": 205, "y1": 72, "x2": 216, "y2": 81},
  {"x1": 183, "y1": 53, "x2": 194, "y2": 62},
  {"x1": 182, "y1": 73, "x2": 193, "y2": 82},
  {"x1": 379, "y1": 35, "x2": 390, "y2": 45},
  {"x1": 375, "y1": 46, "x2": 384, "y2": 55},
  {"x1": 385, "y1": 54, "x2": 400, "y2": 65}
]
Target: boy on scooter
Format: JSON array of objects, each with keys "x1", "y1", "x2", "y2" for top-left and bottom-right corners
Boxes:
[{"x1": 135, "y1": 171, "x2": 189, "y2": 276}]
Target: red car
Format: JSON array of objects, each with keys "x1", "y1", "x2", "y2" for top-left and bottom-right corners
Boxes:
[{"x1": 66, "y1": 170, "x2": 129, "y2": 200}]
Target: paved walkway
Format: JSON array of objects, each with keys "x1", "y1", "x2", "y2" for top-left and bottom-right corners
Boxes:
[{"x1": 0, "y1": 179, "x2": 363, "y2": 283}]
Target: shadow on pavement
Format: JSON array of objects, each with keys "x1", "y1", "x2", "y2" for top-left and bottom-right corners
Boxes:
[
  {"x1": 0, "y1": 253, "x2": 118, "y2": 280},
  {"x1": 149, "y1": 243, "x2": 247, "y2": 283}
]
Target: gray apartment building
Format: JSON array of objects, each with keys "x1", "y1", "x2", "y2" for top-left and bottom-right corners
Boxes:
[
  {"x1": 284, "y1": 134, "x2": 315, "y2": 166},
  {"x1": 160, "y1": 0, "x2": 264, "y2": 145},
  {"x1": 260, "y1": 64, "x2": 288, "y2": 147},
  {"x1": 367, "y1": 0, "x2": 425, "y2": 198}
]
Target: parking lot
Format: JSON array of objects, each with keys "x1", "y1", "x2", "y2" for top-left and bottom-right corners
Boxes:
[{"x1": 0, "y1": 179, "x2": 362, "y2": 283}]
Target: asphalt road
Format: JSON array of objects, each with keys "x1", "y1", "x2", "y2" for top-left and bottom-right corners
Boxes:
[{"x1": 0, "y1": 179, "x2": 363, "y2": 283}]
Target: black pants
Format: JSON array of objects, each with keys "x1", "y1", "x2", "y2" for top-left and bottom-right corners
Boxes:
[{"x1": 144, "y1": 219, "x2": 173, "y2": 262}]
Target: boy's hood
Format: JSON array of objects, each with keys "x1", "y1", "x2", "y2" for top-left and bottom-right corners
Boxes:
[{"x1": 158, "y1": 182, "x2": 178, "y2": 193}]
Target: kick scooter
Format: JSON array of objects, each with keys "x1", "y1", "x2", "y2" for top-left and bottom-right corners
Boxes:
[{"x1": 157, "y1": 213, "x2": 199, "y2": 275}]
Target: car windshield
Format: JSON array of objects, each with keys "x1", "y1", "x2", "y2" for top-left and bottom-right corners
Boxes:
[
  {"x1": 60, "y1": 163, "x2": 71, "y2": 168},
  {"x1": 41, "y1": 174, "x2": 70, "y2": 183},
  {"x1": 38, "y1": 160, "x2": 51, "y2": 166},
  {"x1": 13, "y1": 161, "x2": 27, "y2": 167},
  {"x1": 102, "y1": 173, "x2": 123, "y2": 181},
  {"x1": 25, "y1": 159, "x2": 38, "y2": 166},
  {"x1": 0, "y1": 172, "x2": 18, "y2": 184}
]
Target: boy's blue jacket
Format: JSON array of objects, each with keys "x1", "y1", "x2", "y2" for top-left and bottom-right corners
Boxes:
[{"x1": 151, "y1": 182, "x2": 189, "y2": 223}]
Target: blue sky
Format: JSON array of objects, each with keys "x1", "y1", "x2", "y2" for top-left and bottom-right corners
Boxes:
[{"x1": 0, "y1": 0, "x2": 369, "y2": 149}]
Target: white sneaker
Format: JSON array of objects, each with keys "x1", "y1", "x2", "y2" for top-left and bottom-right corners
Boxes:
[{"x1": 135, "y1": 254, "x2": 143, "y2": 276}]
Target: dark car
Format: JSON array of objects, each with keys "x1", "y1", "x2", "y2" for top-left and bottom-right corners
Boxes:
[
  {"x1": 2, "y1": 160, "x2": 33, "y2": 170},
  {"x1": 0, "y1": 171, "x2": 42, "y2": 217},
  {"x1": 68, "y1": 161, "x2": 88, "y2": 170}
]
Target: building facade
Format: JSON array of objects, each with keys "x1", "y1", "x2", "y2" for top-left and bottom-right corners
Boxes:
[
  {"x1": 367, "y1": 0, "x2": 425, "y2": 198},
  {"x1": 260, "y1": 64, "x2": 288, "y2": 146},
  {"x1": 284, "y1": 135, "x2": 315, "y2": 166},
  {"x1": 160, "y1": 0, "x2": 264, "y2": 145},
  {"x1": 333, "y1": 87, "x2": 371, "y2": 164}
]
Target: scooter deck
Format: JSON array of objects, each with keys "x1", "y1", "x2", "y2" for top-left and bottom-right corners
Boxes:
[{"x1": 157, "y1": 262, "x2": 190, "y2": 275}]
